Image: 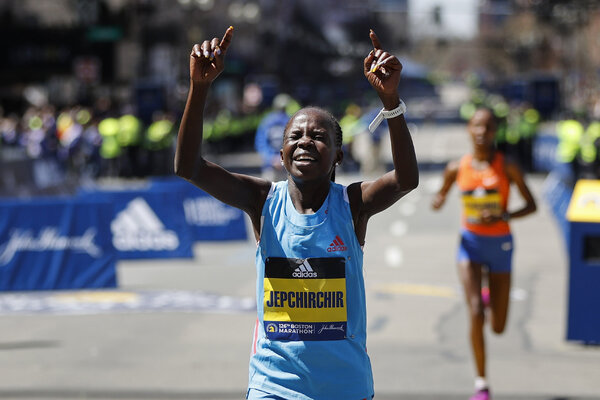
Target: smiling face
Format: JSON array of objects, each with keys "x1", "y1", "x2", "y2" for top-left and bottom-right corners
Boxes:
[
  {"x1": 280, "y1": 108, "x2": 343, "y2": 183},
  {"x1": 467, "y1": 108, "x2": 497, "y2": 151}
]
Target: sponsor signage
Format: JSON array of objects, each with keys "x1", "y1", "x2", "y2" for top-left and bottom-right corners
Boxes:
[
  {"x1": 150, "y1": 177, "x2": 247, "y2": 241},
  {"x1": 78, "y1": 187, "x2": 194, "y2": 260},
  {"x1": 0, "y1": 199, "x2": 116, "y2": 291},
  {"x1": 111, "y1": 197, "x2": 180, "y2": 252}
]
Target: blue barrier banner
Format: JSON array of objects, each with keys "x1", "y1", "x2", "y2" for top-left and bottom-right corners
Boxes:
[
  {"x1": 0, "y1": 199, "x2": 117, "y2": 291},
  {"x1": 543, "y1": 171, "x2": 573, "y2": 244},
  {"x1": 78, "y1": 186, "x2": 194, "y2": 260},
  {"x1": 150, "y1": 178, "x2": 247, "y2": 241},
  {"x1": 533, "y1": 134, "x2": 558, "y2": 173}
]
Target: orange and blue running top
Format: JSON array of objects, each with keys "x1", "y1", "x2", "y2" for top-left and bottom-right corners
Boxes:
[{"x1": 456, "y1": 152, "x2": 511, "y2": 236}]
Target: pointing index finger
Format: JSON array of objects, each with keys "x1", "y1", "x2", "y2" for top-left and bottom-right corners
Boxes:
[
  {"x1": 369, "y1": 29, "x2": 382, "y2": 50},
  {"x1": 219, "y1": 26, "x2": 234, "y2": 53}
]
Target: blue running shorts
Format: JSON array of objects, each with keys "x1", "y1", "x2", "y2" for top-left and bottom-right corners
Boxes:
[{"x1": 457, "y1": 229, "x2": 513, "y2": 273}]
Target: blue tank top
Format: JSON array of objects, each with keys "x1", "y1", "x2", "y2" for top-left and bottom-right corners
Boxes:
[{"x1": 248, "y1": 181, "x2": 373, "y2": 400}]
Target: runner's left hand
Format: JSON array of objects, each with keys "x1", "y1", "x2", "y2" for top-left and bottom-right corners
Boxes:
[{"x1": 364, "y1": 30, "x2": 402, "y2": 97}]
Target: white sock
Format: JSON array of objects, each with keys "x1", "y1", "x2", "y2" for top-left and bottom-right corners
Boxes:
[{"x1": 474, "y1": 376, "x2": 488, "y2": 391}]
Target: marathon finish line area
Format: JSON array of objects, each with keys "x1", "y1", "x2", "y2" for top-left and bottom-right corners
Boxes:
[
  {"x1": 0, "y1": 177, "x2": 248, "y2": 292},
  {"x1": 0, "y1": 290, "x2": 255, "y2": 315}
]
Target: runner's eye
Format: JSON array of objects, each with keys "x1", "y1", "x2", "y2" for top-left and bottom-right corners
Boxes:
[
  {"x1": 313, "y1": 131, "x2": 327, "y2": 141},
  {"x1": 288, "y1": 131, "x2": 301, "y2": 140}
]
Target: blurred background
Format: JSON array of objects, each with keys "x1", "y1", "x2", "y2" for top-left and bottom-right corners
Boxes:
[
  {"x1": 1, "y1": 2, "x2": 600, "y2": 399},
  {"x1": 1, "y1": 0, "x2": 599, "y2": 195}
]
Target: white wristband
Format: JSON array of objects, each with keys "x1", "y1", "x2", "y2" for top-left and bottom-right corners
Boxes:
[{"x1": 368, "y1": 100, "x2": 407, "y2": 133}]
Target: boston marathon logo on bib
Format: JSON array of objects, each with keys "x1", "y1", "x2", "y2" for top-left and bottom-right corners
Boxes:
[{"x1": 263, "y1": 257, "x2": 347, "y2": 341}]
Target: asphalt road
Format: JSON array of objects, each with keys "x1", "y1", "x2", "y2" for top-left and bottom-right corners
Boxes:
[
  {"x1": 2, "y1": 121, "x2": 600, "y2": 400},
  {"x1": 2, "y1": 169, "x2": 600, "y2": 400}
]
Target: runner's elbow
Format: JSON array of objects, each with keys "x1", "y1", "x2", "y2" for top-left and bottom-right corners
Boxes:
[
  {"x1": 529, "y1": 201, "x2": 537, "y2": 214},
  {"x1": 174, "y1": 158, "x2": 199, "y2": 180},
  {"x1": 396, "y1": 171, "x2": 419, "y2": 193},
  {"x1": 173, "y1": 161, "x2": 191, "y2": 180}
]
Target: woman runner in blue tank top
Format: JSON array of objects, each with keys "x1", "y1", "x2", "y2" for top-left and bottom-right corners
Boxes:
[{"x1": 175, "y1": 26, "x2": 419, "y2": 400}]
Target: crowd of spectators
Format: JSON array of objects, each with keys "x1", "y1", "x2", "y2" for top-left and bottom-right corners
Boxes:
[
  {"x1": 2, "y1": 90, "x2": 599, "y2": 198},
  {"x1": 0, "y1": 103, "x2": 177, "y2": 181}
]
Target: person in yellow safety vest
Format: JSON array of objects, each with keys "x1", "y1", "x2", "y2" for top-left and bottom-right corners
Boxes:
[
  {"x1": 338, "y1": 103, "x2": 365, "y2": 172},
  {"x1": 492, "y1": 101, "x2": 510, "y2": 148},
  {"x1": 580, "y1": 121, "x2": 600, "y2": 178},
  {"x1": 207, "y1": 109, "x2": 231, "y2": 143},
  {"x1": 116, "y1": 114, "x2": 142, "y2": 177},
  {"x1": 515, "y1": 106, "x2": 540, "y2": 171},
  {"x1": 145, "y1": 111, "x2": 175, "y2": 176},
  {"x1": 460, "y1": 86, "x2": 487, "y2": 122},
  {"x1": 97, "y1": 116, "x2": 121, "y2": 177},
  {"x1": 117, "y1": 114, "x2": 142, "y2": 147},
  {"x1": 460, "y1": 102, "x2": 477, "y2": 121},
  {"x1": 146, "y1": 113, "x2": 174, "y2": 150},
  {"x1": 98, "y1": 117, "x2": 121, "y2": 158},
  {"x1": 556, "y1": 119, "x2": 584, "y2": 164},
  {"x1": 504, "y1": 105, "x2": 523, "y2": 148},
  {"x1": 519, "y1": 107, "x2": 540, "y2": 140},
  {"x1": 555, "y1": 118, "x2": 584, "y2": 182}
]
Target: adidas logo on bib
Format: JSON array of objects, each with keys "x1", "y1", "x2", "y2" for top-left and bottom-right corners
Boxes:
[{"x1": 292, "y1": 259, "x2": 317, "y2": 278}]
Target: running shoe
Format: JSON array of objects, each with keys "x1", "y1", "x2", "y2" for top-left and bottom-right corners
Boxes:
[
  {"x1": 481, "y1": 286, "x2": 490, "y2": 307},
  {"x1": 470, "y1": 388, "x2": 490, "y2": 400}
]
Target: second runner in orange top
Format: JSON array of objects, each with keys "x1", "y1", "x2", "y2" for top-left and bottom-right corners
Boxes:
[{"x1": 457, "y1": 153, "x2": 510, "y2": 236}]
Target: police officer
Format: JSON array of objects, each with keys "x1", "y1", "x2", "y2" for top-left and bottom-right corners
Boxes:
[{"x1": 555, "y1": 117, "x2": 584, "y2": 183}]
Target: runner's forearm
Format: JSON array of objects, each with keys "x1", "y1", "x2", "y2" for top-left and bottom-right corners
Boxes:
[{"x1": 174, "y1": 81, "x2": 211, "y2": 179}]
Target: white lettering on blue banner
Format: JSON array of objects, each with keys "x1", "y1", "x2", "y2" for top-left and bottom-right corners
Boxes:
[
  {"x1": 0, "y1": 227, "x2": 101, "y2": 266},
  {"x1": 183, "y1": 197, "x2": 242, "y2": 226}
]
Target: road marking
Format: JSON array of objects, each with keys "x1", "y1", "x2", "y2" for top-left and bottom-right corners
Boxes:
[
  {"x1": 375, "y1": 282, "x2": 528, "y2": 301},
  {"x1": 0, "y1": 286, "x2": 528, "y2": 314},
  {"x1": 53, "y1": 291, "x2": 140, "y2": 304},
  {"x1": 0, "y1": 290, "x2": 255, "y2": 315}
]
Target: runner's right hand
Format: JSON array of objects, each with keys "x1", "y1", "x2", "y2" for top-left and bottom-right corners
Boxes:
[{"x1": 190, "y1": 26, "x2": 233, "y2": 84}]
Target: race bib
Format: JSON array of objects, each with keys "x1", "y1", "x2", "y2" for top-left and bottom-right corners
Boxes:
[
  {"x1": 263, "y1": 257, "x2": 347, "y2": 341},
  {"x1": 462, "y1": 186, "x2": 502, "y2": 223}
]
